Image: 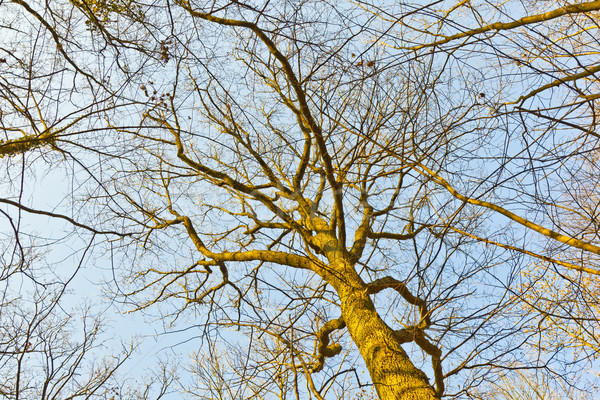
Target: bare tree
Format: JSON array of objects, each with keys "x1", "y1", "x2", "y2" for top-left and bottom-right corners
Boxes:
[
  {"x1": 2, "y1": 1, "x2": 600, "y2": 399},
  {"x1": 0, "y1": 231, "x2": 173, "y2": 400},
  {"x1": 472, "y1": 369, "x2": 591, "y2": 400}
]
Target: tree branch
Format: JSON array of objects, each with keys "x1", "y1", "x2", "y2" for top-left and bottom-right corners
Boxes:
[
  {"x1": 417, "y1": 163, "x2": 600, "y2": 257},
  {"x1": 406, "y1": 0, "x2": 600, "y2": 51},
  {"x1": 311, "y1": 316, "x2": 346, "y2": 373},
  {"x1": 0, "y1": 198, "x2": 127, "y2": 236}
]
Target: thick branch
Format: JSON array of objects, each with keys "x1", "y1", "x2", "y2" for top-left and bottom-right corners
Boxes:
[
  {"x1": 367, "y1": 276, "x2": 431, "y2": 329},
  {"x1": 311, "y1": 317, "x2": 346, "y2": 373},
  {"x1": 407, "y1": 0, "x2": 600, "y2": 50},
  {"x1": 366, "y1": 276, "x2": 444, "y2": 390},
  {"x1": 365, "y1": 276, "x2": 445, "y2": 391},
  {"x1": 394, "y1": 328, "x2": 444, "y2": 397},
  {"x1": 367, "y1": 223, "x2": 429, "y2": 241},
  {"x1": 417, "y1": 163, "x2": 600, "y2": 257},
  {"x1": 349, "y1": 195, "x2": 373, "y2": 264},
  {"x1": 176, "y1": 213, "x2": 320, "y2": 272},
  {"x1": 0, "y1": 131, "x2": 56, "y2": 157}
]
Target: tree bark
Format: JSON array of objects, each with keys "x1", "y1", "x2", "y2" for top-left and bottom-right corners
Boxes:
[
  {"x1": 310, "y1": 224, "x2": 437, "y2": 399},
  {"x1": 333, "y1": 270, "x2": 438, "y2": 400}
]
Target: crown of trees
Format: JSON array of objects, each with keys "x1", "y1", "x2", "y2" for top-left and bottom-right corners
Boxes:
[{"x1": 2, "y1": 1, "x2": 600, "y2": 399}]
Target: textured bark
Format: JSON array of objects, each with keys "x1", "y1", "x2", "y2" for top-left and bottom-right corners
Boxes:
[
  {"x1": 307, "y1": 223, "x2": 438, "y2": 399},
  {"x1": 327, "y1": 265, "x2": 437, "y2": 400}
]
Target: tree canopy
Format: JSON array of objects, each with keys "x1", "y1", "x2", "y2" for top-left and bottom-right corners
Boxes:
[{"x1": 2, "y1": 1, "x2": 600, "y2": 399}]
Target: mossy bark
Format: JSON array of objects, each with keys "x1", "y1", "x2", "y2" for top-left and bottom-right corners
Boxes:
[
  {"x1": 306, "y1": 222, "x2": 438, "y2": 399},
  {"x1": 321, "y1": 259, "x2": 437, "y2": 400},
  {"x1": 338, "y1": 284, "x2": 437, "y2": 400},
  {"x1": 0, "y1": 131, "x2": 56, "y2": 157}
]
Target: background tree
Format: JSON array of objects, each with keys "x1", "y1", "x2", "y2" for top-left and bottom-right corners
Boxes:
[
  {"x1": 0, "y1": 2, "x2": 174, "y2": 398},
  {"x1": 0, "y1": 232, "x2": 175, "y2": 399},
  {"x1": 2, "y1": 1, "x2": 600, "y2": 399},
  {"x1": 473, "y1": 369, "x2": 588, "y2": 400}
]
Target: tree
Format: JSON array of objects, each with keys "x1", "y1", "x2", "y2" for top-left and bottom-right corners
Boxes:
[
  {"x1": 0, "y1": 230, "x2": 175, "y2": 399},
  {"x1": 473, "y1": 369, "x2": 588, "y2": 400},
  {"x1": 2, "y1": 0, "x2": 600, "y2": 399},
  {"x1": 0, "y1": 3, "x2": 173, "y2": 398}
]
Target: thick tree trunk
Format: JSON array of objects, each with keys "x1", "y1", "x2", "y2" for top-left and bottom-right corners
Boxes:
[
  {"x1": 337, "y1": 279, "x2": 438, "y2": 399},
  {"x1": 311, "y1": 226, "x2": 437, "y2": 399}
]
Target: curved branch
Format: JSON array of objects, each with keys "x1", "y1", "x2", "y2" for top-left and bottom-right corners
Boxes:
[
  {"x1": 513, "y1": 64, "x2": 600, "y2": 105},
  {"x1": 367, "y1": 276, "x2": 431, "y2": 329},
  {"x1": 417, "y1": 163, "x2": 600, "y2": 257},
  {"x1": 366, "y1": 275, "x2": 445, "y2": 392},
  {"x1": 367, "y1": 223, "x2": 430, "y2": 241},
  {"x1": 393, "y1": 327, "x2": 444, "y2": 396},
  {"x1": 0, "y1": 198, "x2": 127, "y2": 236},
  {"x1": 312, "y1": 316, "x2": 346, "y2": 373},
  {"x1": 176, "y1": 213, "x2": 321, "y2": 272},
  {"x1": 406, "y1": 0, "x2": 600, "y2": 51}
]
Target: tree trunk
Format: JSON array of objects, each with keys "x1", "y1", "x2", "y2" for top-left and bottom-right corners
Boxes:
[
  {"x1": 337, "y1": 279, "x2": 437, "y2": 400},
  {"x1": 312, "y1": 228, "x2": 437, "y2": 399}
]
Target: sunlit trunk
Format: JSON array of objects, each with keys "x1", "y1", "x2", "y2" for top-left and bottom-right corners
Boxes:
[{"x1": 323, "y1": 262, "x2": 437, "y2": 400}]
